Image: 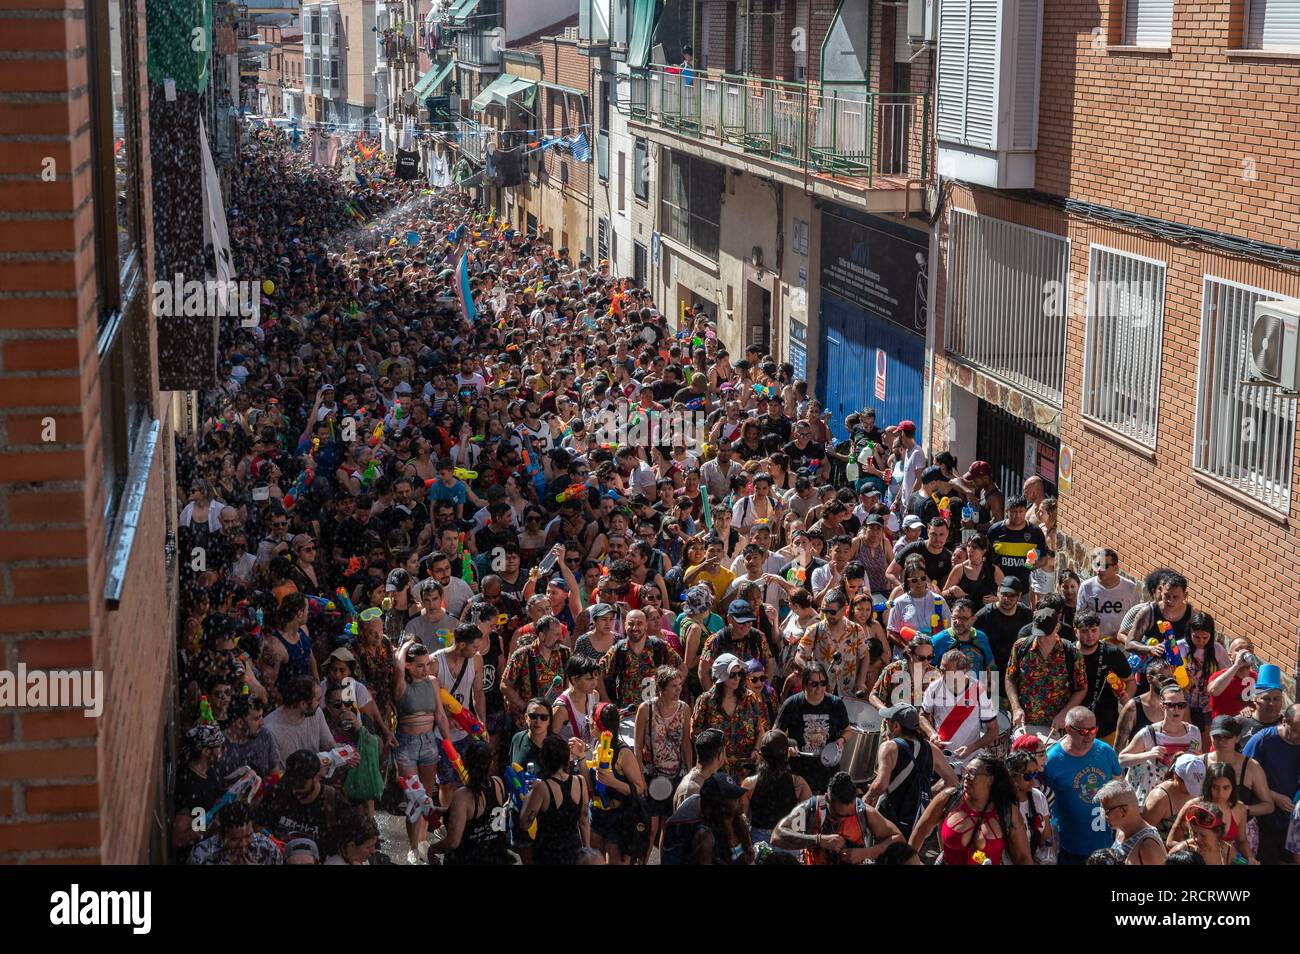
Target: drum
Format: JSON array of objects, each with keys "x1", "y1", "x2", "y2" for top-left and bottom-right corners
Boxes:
[
  {"x1": 647, "y1": 776, "x2": 675, "y2": 801},
  {"x1": 840, "y1": 697, "x2": 882, "y2": 784},
  {"x1": 820, "y1": 740, "x2": 843, "y2": 767}
]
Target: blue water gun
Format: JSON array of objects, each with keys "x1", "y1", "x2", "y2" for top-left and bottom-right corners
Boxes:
[
  {"x1": 334, "y1": 587, "x2": 360, "y2": 620},
  {"x1": 504, "y1": 762, "x2": 538, "y2": 812},
  {"x1": 521, "y1": 445, "x2": 547, "y2": 499}
]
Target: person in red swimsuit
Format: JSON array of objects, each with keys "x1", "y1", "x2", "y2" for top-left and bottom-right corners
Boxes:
[{"x1": 911, "y1": 754, "x2": 1034, "y2": 864}]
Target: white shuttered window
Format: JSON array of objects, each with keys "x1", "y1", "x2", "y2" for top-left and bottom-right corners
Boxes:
[
  {"x1": 1246, "y1": 0, "x2": 1300, "y2": 50},
  {"x1": 1081, "y1": 246, "x2": 1166, "y2": 447},
  {"x1": 1123, "y1": 0, "x2": 1173, "y2": 47},
  {"x1": 1194, "y1": 278, "x2": 1297, "y2": 512}
]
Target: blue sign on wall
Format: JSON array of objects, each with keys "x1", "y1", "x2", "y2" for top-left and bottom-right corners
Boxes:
[{"x1": 789, "y1": 319, "x2": 807, "y2": 384}]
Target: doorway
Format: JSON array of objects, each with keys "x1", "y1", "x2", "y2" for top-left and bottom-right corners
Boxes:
[{"x1": 744, "y1": 280, "x2": 772, "y2": 357}]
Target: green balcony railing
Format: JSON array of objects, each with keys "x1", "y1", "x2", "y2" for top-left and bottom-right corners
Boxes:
[{"x1": 628, "y1": 66, "x2": 930, "y2": 188}]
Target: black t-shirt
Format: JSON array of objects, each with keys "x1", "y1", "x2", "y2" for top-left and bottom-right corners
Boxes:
[
  {"x1": 973, "y1": 603, "x2": 1033, "y2": 688},
  {"x1": 761, "y1": 414, "x2": 792, "y2": 444},
  {"x1": 258, "y1": 784, "x2": 338, "y2": 855},
  {"x1": 652, "y1": 379, "x2": 679, "y2": 403},
  {"x1": 1066, "y1": 640, "x2": 1133, "y2": 738},
  {"x1": 775, "y1": 692, "x2": 850, "y2": 794},
  {"x1": 782, "y1": 439, "x2": 825, "y2": 472},
  {"x1": 730, "y1": 439, "x2": 765, "y2": 463},
  {"x1": 894, "y1": 540, "x2": 953, "y2": 587},
  {"x1": 986, "y1": 521, "x2": 1046, "y2": 591},
  {"x1": 176, "y1": 765, "x2": 225, "y2": 824}
]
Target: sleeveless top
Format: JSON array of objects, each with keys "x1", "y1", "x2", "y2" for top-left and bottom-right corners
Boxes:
[
  {"x1": 275, "y1": 628, "x2": 313, "y2": 688},
  {"x1": 941, "y1": 798, "x2": 1005, "y2": 866},
  {"x1": 955, "y1": 559, "x2": 997, "y2": 606},
  {"x1": 446, "y1": 779, "x2": 511, "y2": 865},
  {"x1": 749, "y1": 771, "x2": 797, "y2": 830},
  {"x1": 878, "y1": 737, "x2": 933, "y2": 838},
  {"x1": 1114, "y1": 824, "x2": 1162, "y2": 862},
  {"x1": 534, "y1": 775, "x2": 583, "y2": 865},
  {"x1": 649, "y1": 700, "x2": 688, "y2": 777},
  {"x1": 557, "y1": 688, "x2": 598, "y2": 745},
  {"x1": 395, "y1": 676, "x2": 439, "y2": 720},
  {"x1": 859, "y1": 544, "x2": 890, "y2": 595},
  {"x1": 434, "y1": 650, "x2": 475, "y2": 742}
]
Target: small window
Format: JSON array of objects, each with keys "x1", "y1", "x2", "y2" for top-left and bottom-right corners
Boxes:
[
  {"x1": 633, "y1": 137, "x2": 649, "y2": 201},
  {"x1": 1081, "y1": 246, "x2": 1166, "y2": 447},
  {"x1": 1122, "y1": 0, "x2": 1173, "y2": 47},
  {"x1": 598, "y1": 217, "x2": 611, "y2": 261},
  {"x1": 1245, "y1": 0, "x2": 1300, "y2": 50}
]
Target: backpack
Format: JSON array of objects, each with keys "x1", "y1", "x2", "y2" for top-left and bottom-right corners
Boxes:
[
  {"x1": 661, "y1": 795, "x2": 702, "y2": 866},
  {"x1": 1010, "y1": 635, "x2": 1080, "y2": 679},
  {"x1": 606, "y1": 637, "x2": 668, "y2": 705}
]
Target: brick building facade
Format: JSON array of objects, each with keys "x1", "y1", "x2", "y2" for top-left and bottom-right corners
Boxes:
[
  {"x1": 932, "y1": 2, "x2": 1300, "y2": 678},
  {"x1": 0, "y1": 0, "x2": 175, "y2": 863}
]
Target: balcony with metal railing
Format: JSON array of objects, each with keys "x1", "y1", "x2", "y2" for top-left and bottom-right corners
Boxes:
[
  {"x1": 455, "y1": 29, "x2": 502, "y2": 69},
  {"x1": 628, "y1": 66, "x2": 930, "y2": 212},
  {"x1": 459, "y1": 116, "x2": 486, "y2": 165}
]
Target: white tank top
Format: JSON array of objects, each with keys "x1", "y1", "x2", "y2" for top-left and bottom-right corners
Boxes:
[
  {"x1": 557, "y1": 688, "x2": 598, "y2": 745},
  {"x1": 434, "y1": 648, "x2": 474, "y2": 743}
]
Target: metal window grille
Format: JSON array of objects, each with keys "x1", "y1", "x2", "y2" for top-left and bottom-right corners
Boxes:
[
  {"x1": 1081, "y1": 245, "x2": 1167, "y2": 447},
  {"x1": 944, "y1": 209, "x2": 1069, "y2": 405},
  {"x1": 1194, "y1": 277, "x2": 1297, "y2": 512}
]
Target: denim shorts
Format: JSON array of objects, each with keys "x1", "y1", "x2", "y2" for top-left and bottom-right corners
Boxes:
[{"x1": 395, "y1": 729, "x2": 440, "y2": 769}]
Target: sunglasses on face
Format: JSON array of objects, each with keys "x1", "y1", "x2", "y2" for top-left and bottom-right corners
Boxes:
[
  {"x1": 1162, "y1": 701, "x2": 1188, "y2": 710},
  {"x1": 727, "y1": 671, "x2": 744, "y2": 679},
  {"x1": 912, "y1": 653, "x2": 934, "y2": 662},
  {"x1": 805, "y1": 680, "x2": 827, "y2": 688},
  {"x1": 527, "y1": 711, "x2": 550, "y2": 721},
  {"x1": 1068, "y1": 725, "x2": 1098, "y2": 736}
]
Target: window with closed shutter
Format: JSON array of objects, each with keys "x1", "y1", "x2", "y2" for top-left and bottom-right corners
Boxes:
[
  {"x1": 1122, "y1": 0, "x2": 1173, "y2": 47},
  {"x1": 1246, "y1": 0, "x2": 1300, "y2": 50}
]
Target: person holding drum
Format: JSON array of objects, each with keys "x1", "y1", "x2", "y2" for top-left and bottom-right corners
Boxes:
[
  {"x1": 635, "y1": 665, "x2": 694, "y2": 849},
  {"x1": 776, "y1": 661, "x2": 853, "y2": 795}
]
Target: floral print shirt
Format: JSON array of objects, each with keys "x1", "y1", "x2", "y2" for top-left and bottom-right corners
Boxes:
[
  {"x1": 692, "y1": 687, "x2": 769, "y2": 778},
  {"x1": 1005, "y1": 637, "x2": 1088, "y2": 726}
]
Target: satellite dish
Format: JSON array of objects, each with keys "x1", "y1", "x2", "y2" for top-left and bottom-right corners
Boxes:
[
  {"x1": 1251, "y1": 313, "x2": 1283, "y2": 380},
  {"x1": 403, "y1": 90, "x2": 417, "y2": 107}
]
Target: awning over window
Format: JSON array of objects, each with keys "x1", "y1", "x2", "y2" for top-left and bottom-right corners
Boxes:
[
  {"x1": 413, "y1": 58, "x2": 455, "y2": 98},
  {"x1": 470, "y1": 74, "x2": 537, "y2": 113},
  {"x1": 445, "y1": 0, "x2": 481, "y2": 23},
  {"x1": 628, "y1": 0, "x2": 658, "y2": 69}
]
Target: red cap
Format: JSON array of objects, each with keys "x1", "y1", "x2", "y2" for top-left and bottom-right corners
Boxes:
[
  {"x1": 896, "y1": 420, "x2": 916, "y2": 435},
  {"x1": 964, "y1": 460, "x2": 991, "y2": 480},
  {"x1": 1011, "y1": 734, "x2": 1043, "y2": 753}
]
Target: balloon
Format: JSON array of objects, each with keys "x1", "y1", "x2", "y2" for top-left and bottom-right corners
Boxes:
[{"x1": 262, "y1": 279, "x2": 275, "y2": 295}]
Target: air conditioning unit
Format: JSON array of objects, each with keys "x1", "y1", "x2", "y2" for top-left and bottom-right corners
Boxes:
[
  {"x1": 1248, "y1": 299, "x2": 1300, "y2": 391},
  {"x1": 908, "y1": 0, "x2": 936, "y2": 43}
]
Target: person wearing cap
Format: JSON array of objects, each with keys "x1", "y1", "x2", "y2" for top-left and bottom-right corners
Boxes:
[
  {"x1": 173, "y1": 722, "x2": 228, "y2": 858},
  {"x1": 1005, "y1": 607, "x2": 1088, "y2": 743},
  {"x1": 574, "y1": 601, "x2": 619, "y2": 661},
  {"x1": 282, "y1": 836, "x2": 321, "y2": 866},
  {"x1": 1205, "y1": 713, "x2": 1274, "y2": 836},
  {"x1": 865, "y1": 703, "x2": 955, "y2": 841},
  {"x1": 973, "y1": 577, "x2": 1033, "y2": 699},
  {"x1": 321, "y1": 646, "x2": 394, "y2": 750},
  {"x1": 952, "y1": 459, "x2": 1003, "y2": 526},
  {"x1": 382, "y1": 566, "x2": 415, "y2": 642},
  {"x1": 692, "y1": 652, "x2": 770, "y2": 778},
  {"x1": 258, "y1": 748, "x2": 345, "y2": 858},
  {"x1": 189, "y1": 802, "x2": 285, "y2": 866},
  {"x1": 892, "y1": 419, "x2": 926, "y2": 502},
  {"x1": 1094, "y1": 781, "x2": 1166, "y2": 865},
  {"x1": 1242, "y1": 702, "x2": 1300, "y2": 864},
  {"x1": 892, "y1": 514, "x2": 925, "y2": 561},
  {"x1": 699, "y1": 599, "x2": 775, "y2": 688},
  {"x1": 904, "y1": 464, "x2": 948, "y2": 529},
  {"x1": 674, "y1": 772, "x2": 753, "y2": 865}
]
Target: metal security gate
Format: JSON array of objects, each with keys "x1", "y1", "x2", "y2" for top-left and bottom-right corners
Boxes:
[{"x1": 976, "y1": 400, "x2": 1059, "y2": 500}]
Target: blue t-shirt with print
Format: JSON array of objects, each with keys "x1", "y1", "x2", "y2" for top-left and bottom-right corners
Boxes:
[
  {"x1": 428, "y1": 478, "x2": 468, "y2": 509},
  {"x1": 1043, "y1": 739, "x2": 1121, "y2": 856}
]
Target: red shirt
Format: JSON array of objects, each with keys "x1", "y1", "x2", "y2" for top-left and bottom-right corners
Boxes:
[{"x1": 1209, "y1": 667, "x2": 1255, "y2": 718}]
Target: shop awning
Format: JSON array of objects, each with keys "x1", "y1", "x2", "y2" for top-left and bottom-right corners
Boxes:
[
  {"x1": 413, "y1": 58, "x2": 455, "y2": 98},
  {"x1": 628, "y1": 0, "x2": 658, "y2": 69},
  {"x1": 470, "y1": 74, "x2": 537, "y2": 112}
]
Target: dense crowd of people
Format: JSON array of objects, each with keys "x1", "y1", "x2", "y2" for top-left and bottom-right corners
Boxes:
[{"x1": 170, "y1": 128, "x2": 1300, "y2": 866}]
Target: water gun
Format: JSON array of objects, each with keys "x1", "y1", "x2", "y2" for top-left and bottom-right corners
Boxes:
[
  {"x1": 310, "y1": 437, "x2": 320, "y2": 458},
  {"x1": 1025, "y1": 548, "x2": 1040, "y2": 567},
  {"x1": 898, "y1": 625, "x2": 919, "y2": 643},
  {"x1": 972, "y1": 850, "x2": 991, "y2": 866},
  {"x1": 360, "y1": 457, "x2": 381, "y2": 490},
  {"x1": 753, "y1": 383, "x2": 778, "y2": 400},
  {"x1": 343, "y1": 556, "x2": 363, "y2": 578},
  {"x1": 936, "y1": 496, "x2": 951, "y2": 520},
  {"x1": 368, "y1": 421, "x2": 385, "y2": 447},
  {"x1": 787, "y1": 564, "x2": 807, "y2": 584},
  {"x1": 198, "y1": 695, "x2": 216, "y2": 725},
  {"x1": 214, "y1": 418, "x2": 226, "y2": 432},
  {"x1": 459, "y1": 539, "x2": 474, "y2": 586},
  {"x1": 440, "y1": 688, "x2": 487, "y2": 740},
  {"x1": 685, "y1": 397, "x2": 705, "y2": 411},
  {"x1": 469, "y1": 434, "x2": 486, "y2": 444},
  {"x1": 334, "y1": 587, "x2": 359, "y2": 619},
  {"x1": 207, "y1": 766, "x2": 263, "y2": 821},
  {"x1": 962, "y1": 502, "x2": 976, "y2": 524},
  {"x1": 504, "y1": 762, "x2": 539, "y2": 812},
  {"x1": 441, "y1": 738, "x2": 469, "y2": 784},
  {"x1": 453, "y1": 468, "x2": 478, "y2": 481},
  {"x1": 588, "y1": 730, "x2": 614, "y2": 809},
  {"x1": 318, "y1": 744, "x2": 357, "y2": 779},
  {"x1": 931, "y1": 595, "x2": 946, "y2": 633},
  {"x1": 435, "y1": 628, "x2": 455, "y2": 649},
  {"x1": 399, "y1": 773, "x2": 437, "y2": 822},
  {"x1": 1150, "y1": 621, "x2": 1190, "y2": 688},
  {"x1": 521, "y1": 447, "x2": 547, "y2": 497},
  {"x1": 1106, "y1": 672, "x2": 1125, "y2": 695},
  {"x1": 556, "y1": 483, "x2": 588, "y2": 503},
  {"x1": 872, "y1": 599, "x2": 895, "y2": 616},
  {"x1": 283, "y1": 468, "x2": 313, "y2": 510},
  {"x1": 305, "y1": 594, "x2": 336, "y2": 615},
  {"x1": 422, "y1": 477, "x2": 439, "y2": 492}
]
